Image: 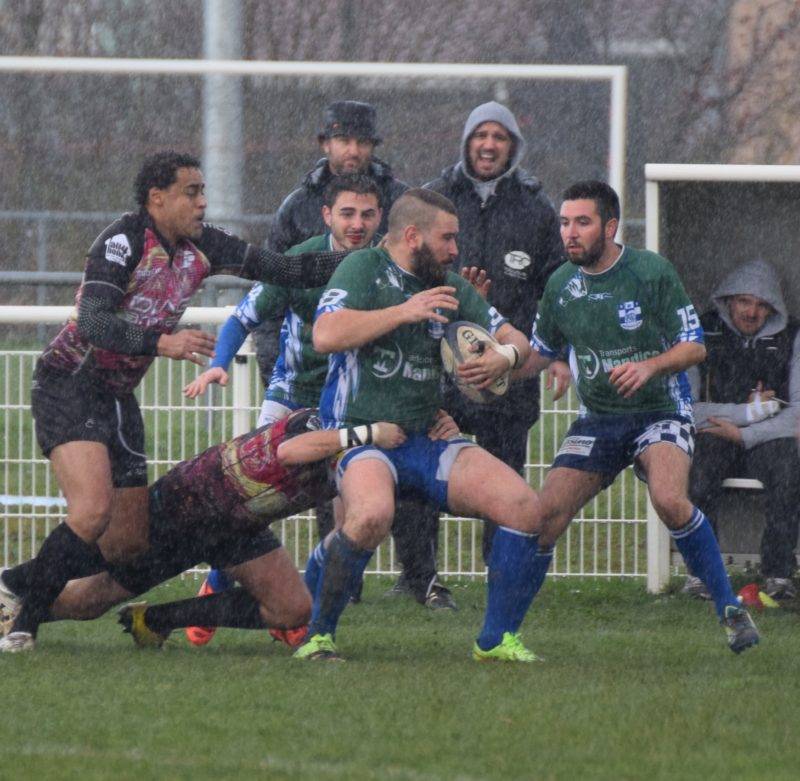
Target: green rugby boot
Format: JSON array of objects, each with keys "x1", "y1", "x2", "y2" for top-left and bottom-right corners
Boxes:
[
  {"x1": 293, "y1": 633, "x2": 343, "y2": 661},
  {"x1": 473, "y1": 632, "x2": 542, "y2": 663}
]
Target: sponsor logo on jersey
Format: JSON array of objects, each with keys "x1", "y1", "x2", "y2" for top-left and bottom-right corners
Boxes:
[
  {"x1": 104, "y1": 233, "x2": 131, "y2": 267},
  {"x1": 371, "y1": 344, "x2": 404, "y2": 379},
  {"x1": 588, "y1": 292, "x2": 612, "y2": 301},
  {"x1": 576, "y1": 348, "x2": 601, "y2": 380},
  {"x1": 503, "y1": 250, "x2": 531, "y2": 278},
  {"x1": 558, "y1": 274, "x2": 587, "y2": 306},
  {"x1": 375, "y1": 265, "x2": 405, "y2": 291},
  {"x1": 618, "y1": 301, "x2": 643, "y2": 330},
  {"x1": 557, "y1": 435, "x2": 595, "y2": 457},
  {"x1": 178, "y1": 249, "x2": 196, "y2": 269},
  {"x1": 599, "y1": 348, "x2": 659, "y2": 373},
  {"x1": 504, "y1": 250, "x2": 531, "y2": 270}
]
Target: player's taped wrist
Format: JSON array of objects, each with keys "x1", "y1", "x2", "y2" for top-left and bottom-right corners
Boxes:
[
  {"x1": 492, "y1": 343, "x2": 520, "y2": 369},
  {"x1": 339, "y1": 423, "x2": 380, "y2": 449}
]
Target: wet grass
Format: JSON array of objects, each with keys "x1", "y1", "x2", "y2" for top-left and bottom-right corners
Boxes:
[{"x1": 1, "y1": 577, "x2": 797, "y2": 780}]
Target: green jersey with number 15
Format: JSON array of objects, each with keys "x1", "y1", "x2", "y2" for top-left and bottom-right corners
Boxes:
[{"x1": 530, "y1": 245, "x2": 703, "y2": 417}]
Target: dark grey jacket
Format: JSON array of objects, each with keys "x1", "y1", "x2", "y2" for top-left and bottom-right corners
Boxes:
[
  {"x1": 424, "y1": 102, "x2": 563, "y2": 419},
  {"x1": 268, "y1": 157, "x2": 408, "y2": 252}
]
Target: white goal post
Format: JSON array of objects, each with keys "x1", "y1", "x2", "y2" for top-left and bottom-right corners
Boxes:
[{"x1": 0, "y1": 56, "x2": 628, "y2": 217}]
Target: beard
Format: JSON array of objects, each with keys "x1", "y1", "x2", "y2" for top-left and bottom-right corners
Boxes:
[
  {"x1": 566, "y1": 233, "x2": 605, "y2": 268},
  {"x1": 412, "y1": 242, "x2": 448, "y2": 287}
]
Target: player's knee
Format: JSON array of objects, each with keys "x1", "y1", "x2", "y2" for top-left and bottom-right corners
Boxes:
[
  {"x1": 652, "y1": 492, "x2": 692, "y2": 529},
  {"x1": 343, "y1": 508, "x2": 392, "y2": 548},
  {"x1": 67, "y1": 502, "x2": 113, "y2": 540},
  {"x1": 488, "y1": 487, "x2": 541, "y2": 535}
]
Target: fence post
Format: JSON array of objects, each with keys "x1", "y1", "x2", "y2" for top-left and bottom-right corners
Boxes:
[
  {"x1": 231, "y1": 335, "x2": 253, "y2": 436},
  {"x1": 646, "y1": 497, "x2": 670, "y2": 593}
]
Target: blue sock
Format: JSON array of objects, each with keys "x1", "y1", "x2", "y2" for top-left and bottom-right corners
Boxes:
[
  {"x1": 303, "y1": 541, "x2": 326, "y2": 596},
  {"x1": 207, "y1": 568, "x2": 231, "y2": 592},
  {"x1": 477, "y1": 526, "x2": 539, "y2": 651},
  {"x1": 672, "y1": 507, "x2": 738, "y2": 618},
  {"x1": 309, "y1": 531, "x2": 372, "y2": 638},
  {"x1": 509, "y1": 544, "x2": 554, "y2": 632}
]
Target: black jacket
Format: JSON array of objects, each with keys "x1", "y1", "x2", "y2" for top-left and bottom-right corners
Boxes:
[
  {"x1": 426, "y1": 164, "x2": 563, "y2": 419},
  {"x1": 268, "y1": 157, "x2": 408, "y2": 252}
]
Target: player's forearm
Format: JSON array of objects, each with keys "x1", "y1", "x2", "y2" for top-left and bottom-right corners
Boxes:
[
  {"x1": 495, "y1": 323, "x2": 531, "y2": 368},
  {"x1": 646, "y1": 341, "x2": 706, "y2": 377},
  {"x1": 313, "y1": 307, "x2": 408, "y2": 353},
  {"x1": 276, "y1": 430, "x2": 343, "y2": 465},
  {"x1": 77, "y1": 287, "x2": 159, "y2": 355},
  {"x1": 211, "y1": 317, "x2": 249, "y2": 370},
  {"x1": 514, "y1": 349, "x2": 552, "y2": 379},
  {"x1": 277, "y1": 423, "x2": 387, "y2": 465},
  {"x1": 241, "y1": 245, "x2": 346, "y2": 289}
]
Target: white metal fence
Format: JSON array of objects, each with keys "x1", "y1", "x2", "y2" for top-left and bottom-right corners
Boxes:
[{"x1": 0, "y1": 306, "x2": 649, "y2": 580}]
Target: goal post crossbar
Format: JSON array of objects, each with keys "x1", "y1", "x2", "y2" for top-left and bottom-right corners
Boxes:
[{"x1": 0, "y1": 56, "x2": 627, "y2": 217}]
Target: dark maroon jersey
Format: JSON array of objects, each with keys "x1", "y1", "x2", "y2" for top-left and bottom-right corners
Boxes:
[
  {"x1": 40, "y1": 211, "x2": 250, "y2": 394},
  {"x1": 151, "y1": 410, "x2": 336, "y2": 531}
]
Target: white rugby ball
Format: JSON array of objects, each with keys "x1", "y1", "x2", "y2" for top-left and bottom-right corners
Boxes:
[{"x1": 440, "y1": 321, "x2": 510, "y2": 404}]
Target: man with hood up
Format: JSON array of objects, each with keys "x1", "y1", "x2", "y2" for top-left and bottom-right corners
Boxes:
[
  {"x1": 415, "y1": 101, "x2": 562, "y2": 567},
  {"x1": 687, "y1": 259, "x2": 800, "y2": 600}
]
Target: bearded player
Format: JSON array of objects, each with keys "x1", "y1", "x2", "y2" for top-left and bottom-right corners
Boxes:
[
  {"x1": 295, "y1": 189, "x2": 546, "y2": 663},
  {"x1": 518, "y1": 180, "x2": 759, "y2": 654}
]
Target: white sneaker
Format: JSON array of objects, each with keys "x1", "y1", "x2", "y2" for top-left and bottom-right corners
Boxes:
[
  {"x1": 0, "y1": 631, "x2": 34, "y2": 653},
  {"x1": 0, "y1": 569, "x2": 21, "y2": 636}
]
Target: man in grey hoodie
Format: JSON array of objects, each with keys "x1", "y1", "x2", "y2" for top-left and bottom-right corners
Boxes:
[
  {"x1": 687, "y1": 259, "x2": 800, "y2": 599},
  {"x1": 403, "y1": 102, "x2": 562, "y2": 569}
]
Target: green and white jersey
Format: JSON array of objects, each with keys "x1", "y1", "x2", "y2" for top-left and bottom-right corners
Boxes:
[
  {"x1": 530, "y1": 245, "x2": 702, "y2": 417},
  {"x1": 317, "y1": 246, "x2": 506, "y2": 430},
  {"x1": 258, "y1": 234, "x2": 334, "y2": 407}
]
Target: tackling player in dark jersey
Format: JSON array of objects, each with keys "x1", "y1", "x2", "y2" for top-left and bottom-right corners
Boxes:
[
  {"x1": 0, "y1": 151, "x2": 348, "y2": 653},
  {"x1": 0, "y1": 409, "x2": 412, "y2": 648}
]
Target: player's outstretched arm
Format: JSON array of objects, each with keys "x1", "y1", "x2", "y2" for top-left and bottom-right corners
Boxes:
[
  {"x1": 313, "y1": 286, "x2": 458, "y2": 353},
  {"x1": 276, "y1": 423, "x2": 406, "y2": 465},
  {"x1": 183, "y1": 313, "x2": 251, "y2": 396},
  {"x1": 243, "y1": 246, "x2": 347, "y2": 289}
]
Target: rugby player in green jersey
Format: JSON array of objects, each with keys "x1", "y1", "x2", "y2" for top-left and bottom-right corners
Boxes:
[
  {"x1": 520, "y1": 180, "x2": 759, "y2": 654},
  {"x1": 294, "y1": 188, "x2": 546, "y2": 662}
]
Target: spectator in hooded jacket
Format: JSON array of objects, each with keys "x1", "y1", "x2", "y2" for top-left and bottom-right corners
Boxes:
[
  {"x1": 413, "y1": 101, "x2": 562, "y2": 568},
  {"x1": 686, "y1": 259, "x2": 800, "y2": 600}
]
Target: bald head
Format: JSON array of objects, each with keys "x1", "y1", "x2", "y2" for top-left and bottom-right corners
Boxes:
[{"x1": 387, "y1": 188, "x2": 456, "y2": 238}]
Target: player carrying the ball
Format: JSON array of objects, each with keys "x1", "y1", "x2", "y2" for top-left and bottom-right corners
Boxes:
[
  {"x1": 520, "y1": 180, "x2": 759, "y2": 654},
  {"x1": 295, "y1": 188, "x2": 546, "y2": 662}
]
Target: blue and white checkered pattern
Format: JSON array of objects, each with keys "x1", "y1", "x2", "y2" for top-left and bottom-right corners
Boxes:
[{"x1": 633, "y1": 417, "x2": 694, "y2": 460}]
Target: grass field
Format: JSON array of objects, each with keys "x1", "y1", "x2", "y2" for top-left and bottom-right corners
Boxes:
[{"x1": 3, "y1": 576, "x2": 797, "y2": 781}]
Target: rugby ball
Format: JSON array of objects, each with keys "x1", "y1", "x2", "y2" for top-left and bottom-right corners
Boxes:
[{"x1": 440, "y1": 321, "x2": 511, "y2": 404}]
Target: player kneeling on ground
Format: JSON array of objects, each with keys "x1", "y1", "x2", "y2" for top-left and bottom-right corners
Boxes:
[{"x1": 0, "y1": 409, "x2": 407, "y2": 651}]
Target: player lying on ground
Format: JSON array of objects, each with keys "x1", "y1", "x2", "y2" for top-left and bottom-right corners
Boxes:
[
  {"x1": 295, "y1": 188, "x2": 546, "y2": 663},
  {"x1": 0, "y1": 409, "x2": 419, "y2": 650},
  {"x1": 1, "y1": 151, "x2": 352, "y2": 654},
  {"x1": 519, "y1": 179, "x2": 759, "y2": 654}
]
